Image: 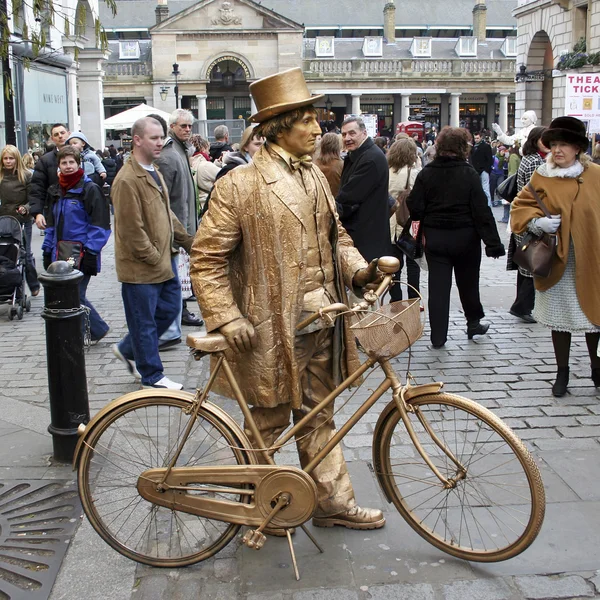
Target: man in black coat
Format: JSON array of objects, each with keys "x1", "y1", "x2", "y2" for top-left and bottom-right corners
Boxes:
[
  {"x1": 469, "y1": 132, "x2": 494, "y2": 208},
  {"x1": 336, "y1": 117, "x2": 393, "y2": 262},
  {"x1": 30, "y1": 123, "x2": 70, "y2": 230}
]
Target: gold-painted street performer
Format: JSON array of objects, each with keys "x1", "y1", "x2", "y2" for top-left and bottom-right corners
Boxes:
[{"x1": 190, "y1": 68, "x2": 385, "y2": 531}]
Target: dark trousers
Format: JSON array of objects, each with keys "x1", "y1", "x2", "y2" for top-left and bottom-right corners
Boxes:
[
  {"x1": 23, "y1": 220, "x2": 40, "y2": 293},
  {"x1": 510, "y1": 272, "x2": 535, "y2": 316},
  {"x1": 389, "y1": 245, "x2": 420, "y2": 302},
  {"x1": 424, "y1": 226, "x2": 485, "y2": 346}
]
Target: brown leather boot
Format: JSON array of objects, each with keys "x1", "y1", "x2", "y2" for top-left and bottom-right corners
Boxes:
[{"x1": 312, "y1": 506, "x2": 385, "y2": 530}]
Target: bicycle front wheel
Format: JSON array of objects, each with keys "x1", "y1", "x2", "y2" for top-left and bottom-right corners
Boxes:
[
  {"x1": 375, "y1": 392, "x2": 545, "y2": 562},
  {"x1": 78, "y1": 396, "x2": 251, "y2": 567}
]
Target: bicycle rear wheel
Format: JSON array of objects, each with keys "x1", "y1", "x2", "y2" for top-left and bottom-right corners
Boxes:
[
  {"x1": 374, "y1": 392, "x2": 545, "y2": 562},
  {"x1": 78, "y1": 396, "x2": 251, "y2": 567}
]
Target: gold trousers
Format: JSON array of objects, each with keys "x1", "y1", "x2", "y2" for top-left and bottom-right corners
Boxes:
[{"x1": 244, "y1": 328, "x2": 356, "y2": 517}]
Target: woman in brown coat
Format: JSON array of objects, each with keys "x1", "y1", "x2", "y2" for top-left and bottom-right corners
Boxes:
[
  {"x1": 314, "y1": 132, "x2": 343, "y2": 197},
  {"x1": 511, "y1": 117, "x2": 600, "y2": 397}
]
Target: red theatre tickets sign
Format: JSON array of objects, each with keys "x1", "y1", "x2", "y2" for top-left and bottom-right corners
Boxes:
[{"x1": 565, "y1": 73, "x2": 600, "y2": 135}]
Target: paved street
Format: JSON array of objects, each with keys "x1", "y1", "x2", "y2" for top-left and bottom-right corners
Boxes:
[{"x1": 1, "y1": 208, "x2": 599, "y2": 600}]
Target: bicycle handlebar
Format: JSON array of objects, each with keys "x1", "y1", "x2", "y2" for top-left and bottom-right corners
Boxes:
[{"x1": 295, "y1": 256, "x2": 399, "y2": 332}]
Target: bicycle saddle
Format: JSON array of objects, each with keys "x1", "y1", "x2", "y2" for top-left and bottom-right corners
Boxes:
[{"x1": 186, "y1": 332, "x2": 229, "y2": 352}]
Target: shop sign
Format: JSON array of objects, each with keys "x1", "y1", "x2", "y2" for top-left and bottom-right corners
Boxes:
[
  {"x1": 565, "y1": 72, "x2": 600, "y2": 134},
  {"x1": 361, "y1": 95, "x2": 394, "y2": 104},
  {"x1": 23, "y1": 68, "x2": 68, "y2": 124},
  {"x1": 459, "y1": 94, "x2": 488, "y2": 103},
  {"x1": 409, "y1": 94, "x2": 441, "y2": 104}
]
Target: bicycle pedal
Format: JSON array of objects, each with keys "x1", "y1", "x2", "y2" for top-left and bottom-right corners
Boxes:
[{"x1": 242, "y1": 529, "x2": 267, "y2": 550}]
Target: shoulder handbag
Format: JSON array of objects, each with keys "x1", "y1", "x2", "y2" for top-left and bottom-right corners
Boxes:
[
  {"x1": 394, "y1": 168, "x2": 412, "y2": 226},
  {"x1": 396, "y1": 218, "x2": 424, "y2": 260},
  {"x1": 512, "y1": 183, "x2": 557, "y2": 278},
  {"x1": 496, "y1": 173, "x2": 518, "y2": 202}
]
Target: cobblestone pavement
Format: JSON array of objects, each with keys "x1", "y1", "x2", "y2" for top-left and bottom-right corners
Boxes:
[{"x1": 0, "y1": 208, "x2": 599, "y2": 599}]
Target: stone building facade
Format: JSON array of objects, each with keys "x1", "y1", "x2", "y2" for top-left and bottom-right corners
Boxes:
[
  {"x1": 101, "y1": 0, "x2": 520, "y2": 140},
  {"x1": 514, "y1": 0, "x2": 600, "y2": 125}
]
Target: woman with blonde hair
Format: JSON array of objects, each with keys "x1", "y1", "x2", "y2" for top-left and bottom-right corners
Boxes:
[
  {"x1": 511, "y1": 117, "x2": 600, "y2": 397},
  {"x1": 387, "y1": 137, "x2": 421, "y2": 301},
  {"x1": 314, "y1": 132, "x2": 343, "y2": 197},
  {"x1": 22, "y1": 152, "x2": 35, "y2": 171},
  {"x1": 216, "y1": 125, "x2": 264, "y2": 180},
  {"x1": 0, "y1": 145, "x2": 40, "y2": 295}
]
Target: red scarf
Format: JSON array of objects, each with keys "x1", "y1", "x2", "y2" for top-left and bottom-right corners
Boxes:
[
  {"x1": 58, "y1": 168, "x2": 84, "y2": 194},
  {"x1": 538, "y1": 150, "x2": 548, "y2": 160}
]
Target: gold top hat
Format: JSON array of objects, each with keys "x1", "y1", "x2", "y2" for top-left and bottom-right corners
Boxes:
[{"x1": 249, "y1": 68, "x2": 324, "y2": 124}]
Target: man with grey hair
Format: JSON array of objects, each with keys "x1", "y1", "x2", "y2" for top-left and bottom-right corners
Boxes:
[
  {"x1": 209, "y1": 124, "x2": 233, "y2": 162},
  {"x1": 155, "y1": 107, "x2": 203, "y2": 330},
  {"x1": 337, "y1": 116, "x2": 393, "y2": 263}
]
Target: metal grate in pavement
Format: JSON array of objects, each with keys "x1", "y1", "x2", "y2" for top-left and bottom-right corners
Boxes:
[{"x1": 0, "y1": 480, "x2": 82, "y2": 600}]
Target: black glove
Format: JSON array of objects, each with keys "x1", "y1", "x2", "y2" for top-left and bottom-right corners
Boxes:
[
  {"x1": 485, "y1": 245, "x2": 506, "y2": 259},
  {"x1": 43, "y1": 252, "x2": 52, "y2": 270},
  {"x1": 81, "y1": 251, "x2": 98, "y2": 276}
]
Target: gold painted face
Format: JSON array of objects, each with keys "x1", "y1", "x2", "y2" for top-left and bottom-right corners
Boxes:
[{"x1": 277, "y1": 112, "x2": 322, "y2": 157}]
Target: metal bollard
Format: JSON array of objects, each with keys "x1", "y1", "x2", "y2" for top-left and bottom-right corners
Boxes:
[{"x1": 38, "y1": 261, "x2": 90, "y2": 462}]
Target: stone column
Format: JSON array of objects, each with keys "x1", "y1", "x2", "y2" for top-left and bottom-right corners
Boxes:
[
  {"x1": 196, "y1": 94, "x2": 207, "y2": 137},
  {"x1": 400, "y1": 93, "x2": 410, "y2": 123},
  {"x1": 440, "y1": 93, "x2": 450, "y2": 127},
  {"x1": 77, "y1": 49, "x2": 109, "y2": 149},
  {"x1": 351, "y1": 93, "x2": 361, "y2": 115},
  {"x1": 499, "y1": 92, "x2": 509, "y2": 134},
  {"x1": 450, "y1": 92, "x2": 461, "y2": 127},
  {"x1": 65, "y1": 64, "x2": 79, "y2": 135},
  {"x1": 487, "y1": 93, "x2": 496, "y2": 131}
]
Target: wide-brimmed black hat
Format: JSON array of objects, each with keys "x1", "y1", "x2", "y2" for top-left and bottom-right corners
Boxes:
[{"x1": 541, "y1": 116, "x2": 588, "y2": 152}]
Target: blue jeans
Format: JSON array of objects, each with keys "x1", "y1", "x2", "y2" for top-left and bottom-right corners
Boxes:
[
  {"x1": 158, "y1": 301, "x2": 183, "y2": 343},
  {"x1": 79, "y1": 274, "x2": 109, "y2": 341},
  {"x1": 479, "y1": 171, "x2": 492, "y2": 207},
  {"x1": 118, "y1": 265, "x2": 181, "y2": 385}
]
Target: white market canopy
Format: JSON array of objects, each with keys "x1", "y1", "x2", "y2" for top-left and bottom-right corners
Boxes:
[{"x1": 104, "y1": 104, "x2": 171, "y2": 130}]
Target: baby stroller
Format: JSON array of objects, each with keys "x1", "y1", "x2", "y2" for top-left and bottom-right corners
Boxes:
[{"x1": 0, "y1": 215, "x2": 31, "y2": 320}]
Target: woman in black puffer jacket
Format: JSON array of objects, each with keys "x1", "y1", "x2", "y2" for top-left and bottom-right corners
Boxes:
[{"x1": 407, "y1": 127, "x2": 505, "y2": 348}]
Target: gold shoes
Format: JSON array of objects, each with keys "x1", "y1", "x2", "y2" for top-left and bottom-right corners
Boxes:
[{"x1": 312, "y1": 505, "x2": 386, "y2": 530}]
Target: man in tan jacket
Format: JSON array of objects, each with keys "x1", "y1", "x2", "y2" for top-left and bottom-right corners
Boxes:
[
  {"x1": 190, "y1": 68, "x2": 384, "y2": 530},
  {"x1": 111, "y1": 117, "x2": 193, "y2": 390}
]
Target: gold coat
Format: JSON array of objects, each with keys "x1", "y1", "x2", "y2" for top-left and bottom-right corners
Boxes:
[
  {"x1": 190, "y1": 145, "x2": 368, "y2": 408},
  {"x1": 510, "y1": 163, "x2": 600, "y2": 325}
]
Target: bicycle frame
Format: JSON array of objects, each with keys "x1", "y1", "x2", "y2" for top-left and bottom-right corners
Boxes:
[{"x1": 156, "y1": 345, "x2": 457, "y2": 497}]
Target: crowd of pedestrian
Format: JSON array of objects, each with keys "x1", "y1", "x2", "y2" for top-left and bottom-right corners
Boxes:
[{"x1": 5, "y1": 94, "x2": 599, "y2": 401}]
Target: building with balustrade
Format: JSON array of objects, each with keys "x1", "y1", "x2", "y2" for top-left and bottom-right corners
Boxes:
[
  {"x1": 100, "y1": 0, "x2": 520, "y2": 139},
  {"x1": 1, "y1": 0, "x2": 108, "y2": 152},
  {"x1": 514, "y1": 0, "x2": 600, "y2": 129}
]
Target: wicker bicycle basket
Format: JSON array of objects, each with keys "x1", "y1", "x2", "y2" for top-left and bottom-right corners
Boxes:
[{"x1": 350, "y1": 299, "x2": 424, "y2": 360}]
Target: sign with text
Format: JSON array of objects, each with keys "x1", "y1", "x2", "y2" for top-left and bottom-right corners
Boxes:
[{"x1": 565, "y1": 72, "x2": 600, "y2": 134}]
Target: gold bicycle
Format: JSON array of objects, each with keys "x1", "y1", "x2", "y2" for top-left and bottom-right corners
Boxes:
[{"x1": 74, "y1": 257, "x2": 545, "y2": 579}]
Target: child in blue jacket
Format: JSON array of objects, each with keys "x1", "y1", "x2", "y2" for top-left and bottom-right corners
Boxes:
[
  {"x1": 42, "y1": 145, "x2": 111, "y2": 341},
  {"x1": 66, "y1": 131, "x2": 106, "y2": 186}
]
